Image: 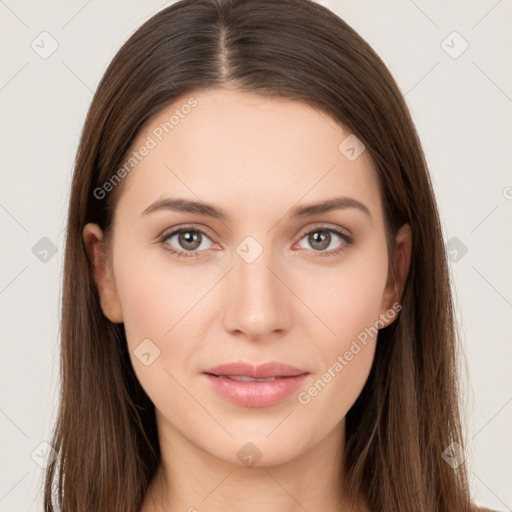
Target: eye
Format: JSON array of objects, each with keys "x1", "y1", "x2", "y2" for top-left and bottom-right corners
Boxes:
[
  {"x1": 295, "y1": 226, "x2": 354, "y2": 257},
  {"x1": 159, "y1": 226, "x2": 214, "y2": 259},
  {"x1": 158, "y1": 224, "x2": 354, "y2": 259}
]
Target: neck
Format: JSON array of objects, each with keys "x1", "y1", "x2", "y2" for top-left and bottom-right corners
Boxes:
[{"x1": 141, "y1": 413, "x2": 368, "y2": 512}]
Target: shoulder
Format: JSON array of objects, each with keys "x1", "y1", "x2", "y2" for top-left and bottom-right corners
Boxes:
[{"x1": 476, "y1": 507, "x2": 499, "y2": 512}]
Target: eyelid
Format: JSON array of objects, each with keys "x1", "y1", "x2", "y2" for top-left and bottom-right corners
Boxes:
[
  {"x1": 158, "y1": 222, "x2": 354, "y2": 258},
  {"x1": 159, "y1": 222, "x2": 353, "y2": 243},
  {"x1": 295, "y1": 221, "x2": 353, "y2": 240},
  {"x1": 158, "y1": 223, "x2": 216, "y2": 243}
]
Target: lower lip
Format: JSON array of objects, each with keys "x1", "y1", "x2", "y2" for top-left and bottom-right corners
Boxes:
[{"x1": 204, "y1": 373, "x2": 308, "y2": 407}]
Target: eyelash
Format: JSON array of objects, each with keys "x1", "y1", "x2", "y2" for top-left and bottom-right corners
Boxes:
[{"x1": 158, "y1": 224, "x2": 354, "y2": 259}]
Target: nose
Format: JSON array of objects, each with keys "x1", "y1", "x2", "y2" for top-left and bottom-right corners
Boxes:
[{"x1": 222, "y1": 243, "x2": 293, "y2": 341}]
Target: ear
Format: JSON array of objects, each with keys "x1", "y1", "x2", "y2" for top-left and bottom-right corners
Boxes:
[
  {"x1": 82, "y1": 223, "x2": 123, "y2": 323},
  {"x1": 379, "y1": 222, "x2": 412, "y2": 328}
]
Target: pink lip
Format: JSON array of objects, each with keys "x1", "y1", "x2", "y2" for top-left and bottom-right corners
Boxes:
[
  {"x1": 203, "y1": 361, "x2": 309, "y2": 408},
  {"x1": 204, "y1": 361, "x2": 307, "y2": 378}
]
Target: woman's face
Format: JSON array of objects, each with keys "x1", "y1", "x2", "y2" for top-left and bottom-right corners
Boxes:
[{"x1": 85, "y1": 87, "x2": 409, "y2": 468}]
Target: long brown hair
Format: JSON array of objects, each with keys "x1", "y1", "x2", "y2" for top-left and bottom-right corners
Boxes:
[{"x1": 43, "y1": 0, "x2": 475, "y2": 510}]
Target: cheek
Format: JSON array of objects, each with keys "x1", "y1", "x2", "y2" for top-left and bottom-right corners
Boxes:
[
  {"x1": 299, "y1": 250, "x2": 388, "y2": 351},
  {"x1": 112, "y1": 247, "x2": 213, "y2": 396},
  {"x1": 296, "y1": 340, "x2": 376, "y2": 434},
  {"x1": 113, "y1": 244, "x2": 208, "y2": 342},
  {"x1": 114, "y1": 261, "x2": 193, "y2": 418},
  {"x1": 295, "y1": 274, "x2": 382, "y2": 423},
  {"x1": 294, "y1": 249, "x2": 387, "y2": 413}
]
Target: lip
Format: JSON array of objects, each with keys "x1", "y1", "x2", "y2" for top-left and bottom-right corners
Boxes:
[
  {"x1": 204, "y1": 361, "x2": 308, "y2": 379},
  {"x1": 203, "y1": 361, "x2": 309, "y2": 408}
]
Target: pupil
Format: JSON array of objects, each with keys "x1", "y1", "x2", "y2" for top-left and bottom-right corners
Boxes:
[
  {"x1": 311, "y1": 230, "x2": 329, "y2": 250},
  {"x1": 180, "y1": 231, "x2": 200, "y2": 250}
]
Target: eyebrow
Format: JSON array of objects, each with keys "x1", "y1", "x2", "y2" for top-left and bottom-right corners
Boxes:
[{"x1": 141, "y1": 196, "x2": 372, "y2": 221}]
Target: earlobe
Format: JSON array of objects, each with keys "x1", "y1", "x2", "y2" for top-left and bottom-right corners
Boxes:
[
  {"x1": 82, "y1": 223, "x2": 124, "y2": 324},
  {"x1": 379, "y1": 223, "x2": 412, "y2": 327}
]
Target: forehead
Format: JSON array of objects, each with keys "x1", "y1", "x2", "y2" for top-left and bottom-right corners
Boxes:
[{"x1": 115, "y1": 88, "x2": 382, "y2": 224}]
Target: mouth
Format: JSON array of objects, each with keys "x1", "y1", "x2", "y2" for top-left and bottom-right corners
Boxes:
[
  {"x1": 207, "y1": 375, "x2": 286, "y2": 382},
  {"x1": 203, "y1": 361, "x2": 309, "y2": 407},
  {"x1": 204, "y1": 361, "x2": 308, "y2": 379}
]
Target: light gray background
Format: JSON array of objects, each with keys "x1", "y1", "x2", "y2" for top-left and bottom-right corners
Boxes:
[{"x1": 1, "y1": 0, "x2": 511, "y2": 510}]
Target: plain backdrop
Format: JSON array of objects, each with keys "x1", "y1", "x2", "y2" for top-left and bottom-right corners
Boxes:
[{"x1": 1, "y1": 1, "x2": 511, "y2": 510}]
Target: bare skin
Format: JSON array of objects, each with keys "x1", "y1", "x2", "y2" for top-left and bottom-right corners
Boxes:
[{"x1": 83, "y1": 87, "x2": 412, "y2": 512}]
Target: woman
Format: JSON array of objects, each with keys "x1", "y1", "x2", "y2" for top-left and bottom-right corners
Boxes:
[{"x1": 43, "y1": 0, "x2": 494, "y2": 510}]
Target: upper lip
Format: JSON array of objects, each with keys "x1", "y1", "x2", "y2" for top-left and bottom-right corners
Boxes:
[{"x1": 204, "y1": 361, "x2": 308, "y2": 378}]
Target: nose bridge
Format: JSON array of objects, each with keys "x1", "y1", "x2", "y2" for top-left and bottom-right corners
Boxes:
[{"x1": 223, "y1": 235, "x2": 291, "y2": 337}]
